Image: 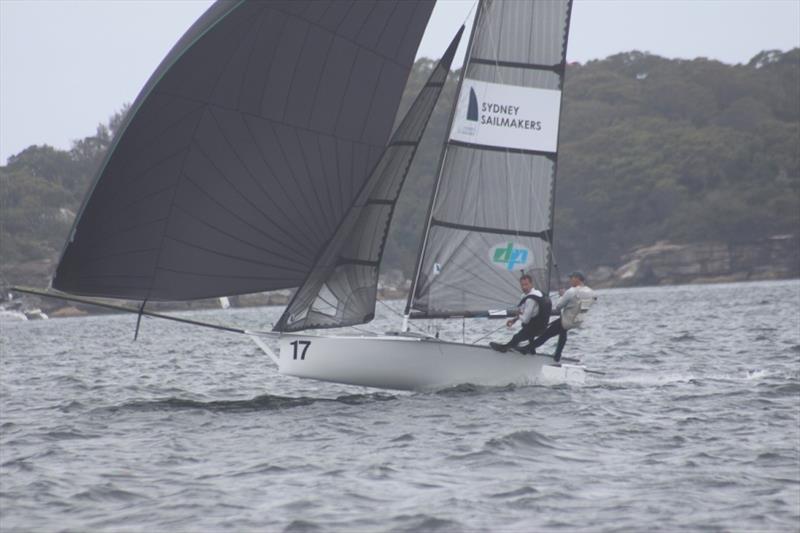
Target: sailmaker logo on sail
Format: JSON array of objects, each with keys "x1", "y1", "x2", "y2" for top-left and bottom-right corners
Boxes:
[
  {"x1": 489, "y1": 242, "x2": 533, "y2": 271},
  {"x1": 466, "y1": 87, "x2": 542, "y2": 130},
  {"x1": 451, "y1": 79, "x2": 561, "y2": 153}
]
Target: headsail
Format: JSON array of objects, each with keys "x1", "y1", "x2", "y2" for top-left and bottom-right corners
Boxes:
[
  {"x1": 53, "y1": 0, "x2": 434, "y2": 301},
  {"x1": 407, "y1": 0, "x2": 573, "y2": 318},
  {"x1": 275, "y1": 28, "x2": 465, "y2": 332}
]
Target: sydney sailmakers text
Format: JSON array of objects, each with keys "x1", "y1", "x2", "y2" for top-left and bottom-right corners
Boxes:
[
  {"x1": 479, "y1": 104, "x2": 541, "y2": 131},
  {"x1": 450, "y1": 79, "x2": 562, "y2": 153}
]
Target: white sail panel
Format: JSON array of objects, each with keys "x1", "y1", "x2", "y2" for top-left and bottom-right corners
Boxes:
[{"x1": 450, "y1": 79, "x2": 562, "y2": 152}]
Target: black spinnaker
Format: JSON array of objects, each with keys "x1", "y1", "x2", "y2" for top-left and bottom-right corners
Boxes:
[{"x1": 53, "y1": 0, "x2": 435, "y2": 302}]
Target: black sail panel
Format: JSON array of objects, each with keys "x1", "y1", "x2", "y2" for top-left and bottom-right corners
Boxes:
[
  {"x1": 53, "y1": 0, "x2": 434, "y2": 301},
  {"x1": 275, "y1": 28, "x2": 464, "y2": 332},
  {"x1": 409, "y1": 0, "x2": 572, "y2": 317}
]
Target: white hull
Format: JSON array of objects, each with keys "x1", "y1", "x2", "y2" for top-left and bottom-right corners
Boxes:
[{"x1": 250, "y1": 333, "x2": 585, "y2": 391}]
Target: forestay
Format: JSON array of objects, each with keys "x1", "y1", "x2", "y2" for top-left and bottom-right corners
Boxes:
[
  {"x1": 53, "y1": 0, "x2": 434, "y2": 301},
  {"x1": 275, "y1": 28, "x2": 464, "y2": 332},
  {"x1": 408, "y1": 0, "x2": 572, "y2": 319}
]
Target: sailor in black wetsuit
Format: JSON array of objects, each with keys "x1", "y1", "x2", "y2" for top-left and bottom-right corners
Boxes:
[{"x1": 489, "y1": 274, "x2": 551, "y2": 354}]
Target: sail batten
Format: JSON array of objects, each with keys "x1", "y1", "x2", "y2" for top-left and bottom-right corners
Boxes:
[
  {"x1": 408, "y1": 0, "x2": 573, "y2": 319},
  {"x1": 53, "y1": 0, "x2": 435, "y2": 301}
]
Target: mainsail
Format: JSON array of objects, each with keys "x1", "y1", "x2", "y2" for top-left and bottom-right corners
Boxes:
[
  {"x1": 53, "y1": 0, "x2": 435, "y2": 301},
  {"x1": 275, "y1": 28, "x2": 464, "y2": 332},
  {"x1": 407, "y1": 0, "x2": 573, "y2": 318}
]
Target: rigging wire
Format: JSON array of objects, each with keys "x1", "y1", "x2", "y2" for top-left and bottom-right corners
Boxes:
[
  {"x1": 377, "y1": 299, "x2": 428, "y2": 334},
  {"x1": 462, "y1": 1, "x2": 478, "y2": 26},
  {"x1": 470, "y1": 322, "x2": 507, "y2": 345}
]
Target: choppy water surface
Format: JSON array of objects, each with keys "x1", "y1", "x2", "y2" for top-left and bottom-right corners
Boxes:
[{"x1": 1, "y1": 280, "x2": 799, "y2": 531}]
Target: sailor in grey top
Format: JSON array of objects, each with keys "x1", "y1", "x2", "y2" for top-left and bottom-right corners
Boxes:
[{"x1": 531, "y1": 271, "x2": 596, "y2": 361}]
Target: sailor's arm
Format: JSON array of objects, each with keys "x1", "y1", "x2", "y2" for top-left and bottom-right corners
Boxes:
[
  {"x1": 520, "y1": 299, "x2": 537, "y2": 323},
  {"x1": 553, "y1": 287, "x2": 576, "y2": 313}
]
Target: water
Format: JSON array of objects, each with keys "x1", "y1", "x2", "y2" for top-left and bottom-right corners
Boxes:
[{"x1": 1, "y1": 280, "x2": 798, "y2": 532}]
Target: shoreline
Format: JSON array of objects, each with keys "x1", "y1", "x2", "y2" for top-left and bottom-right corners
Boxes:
[{"x1": 4, "y1": 275, "x2": 798, "y2": 320}]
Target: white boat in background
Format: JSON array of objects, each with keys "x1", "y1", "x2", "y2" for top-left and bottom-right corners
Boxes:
[
  {"x1": 23, "y1": 308, "x2": 48, "y2": 320},
  {"x1": 18, "y1": 0, "x2": 588, "y2": 391}
]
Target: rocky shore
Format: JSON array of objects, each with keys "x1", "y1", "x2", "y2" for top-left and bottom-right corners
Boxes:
[{"x1": 587, "y1": 235, "x2": 799, "y2": 288}]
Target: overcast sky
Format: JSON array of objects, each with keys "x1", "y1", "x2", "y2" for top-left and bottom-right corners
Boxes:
[{"x1": 1, "y1": 0, "x2": 798, "y2": 165}]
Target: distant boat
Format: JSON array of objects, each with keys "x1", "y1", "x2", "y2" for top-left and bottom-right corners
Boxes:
[
  {"x1": 26, "y1": 0, "x2": 586, "y2": 390},
  {"x1": 23, "y1": 308, "x2": 48, "y2": 320}
]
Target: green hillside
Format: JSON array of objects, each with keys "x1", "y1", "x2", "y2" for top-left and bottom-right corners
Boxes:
[{"x1": 1, "y1": 50, "x2": 798, "y2": 288}]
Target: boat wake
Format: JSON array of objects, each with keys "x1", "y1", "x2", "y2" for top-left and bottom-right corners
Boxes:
[{"x1": 592, "y1": 369, "x2": 774, "y2": 389}]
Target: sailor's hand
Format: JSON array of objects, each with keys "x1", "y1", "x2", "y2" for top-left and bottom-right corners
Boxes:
[
  {"x1": 559, "y1": 288, "x2": 565, "y2": 296},
  {"x1": 506, "y1": 318, "x2": 516, "y2": 328}
]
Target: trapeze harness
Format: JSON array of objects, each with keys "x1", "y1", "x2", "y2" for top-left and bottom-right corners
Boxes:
[{"x1": 518, "y1": 292, "x2": 552, "y2": 337}]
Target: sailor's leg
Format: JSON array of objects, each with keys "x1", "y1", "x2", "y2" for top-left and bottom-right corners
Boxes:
[
  {"x1": 554, "y1": 326, "x2": 568, "y2": 361},
  {"x1": 490, "y1": 328, "x2": 528, "y2": 352},
  {"x1": 508, "y1": 329, "x2": 530, "y2": 347},
  {"x1": 532, "y1": 319, "x2": 561, "y2": 349}
]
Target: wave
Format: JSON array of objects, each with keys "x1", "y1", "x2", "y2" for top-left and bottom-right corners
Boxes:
[
  {"x1": 433, "y1": 382, "x2": 516, "y2": 396},
  {"x1": 100, "y1": 392, "x2": 397, "y2": 413},
  {"x1": 486, "y1": 429, "x2": 558, "y2": 450}
]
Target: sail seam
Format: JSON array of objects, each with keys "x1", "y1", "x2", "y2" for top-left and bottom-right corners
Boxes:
[
  {"x1": 80, "y1": 247, "x2": 162, "y2": 265},
  {"x1": 437, "y1": 236, "x2": 522, "y2": 298},
  {"x1": 314, "y1": 135, "x2": 340, "y2": 232},
  {"x1": 240, "y1": 115, "x2": 324, "y2": 242},
  {"x1": 370, "y1": 1, "x2": 401, "y2": 60},
  {"x1": 280, "y1": 21, "x2": 313, "y2": 124},
  {"x1": 338, "y1": 258, "x2": 379, "y2": 267},
  {"x1": 105, "y1": 110, "x2": 201, "y2": 203},
  {"x1": 268, "y1": 123, "x2": 333, "y2": 241},
  {"x1": 171, "y1": 202, "x2": 313, "y2": 266},
  {"x1": 414, "y1": 276, "x2": 508, "y2": 312},
  {"x1": 154, "y1": 89, "x2": 387, "y2": 148},
  {"x1": 234, "y1": 6, "x2": 268, "y2": 112},
  {"x1": 91, "y1": 182, "x2": 180, "y2": 235},
  {"x1": 470, "y1": 57, "x2": 565, "y2": 73},
  {"x1": 431, "y1": 219, "x2": 552, "y2": 240},
  {"x1": 448, "y1": 140, "x2": 557, "y2": 160},
  {"x1": 189, "y1": 128, "x2": 319, "y2": 257},
  {"x1": 155, "y1": 266, "x2": 298, "y2": 282},
  {"x1": 160, "y1": 235, "x2": 307, "y2": 274},
  {"x1": 269, "y1": 3, "x2": 415, "y2": 70},
  {"x1": 364, "y1": 199, "x2": 394, "y2": 206},
  {"x1": 294, "y1": 128, "x2": 338, "y2": 229}
]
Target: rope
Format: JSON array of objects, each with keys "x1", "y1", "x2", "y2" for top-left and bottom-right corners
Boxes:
[
  {"x1": 377, "y1": 299, "x2": 427, "y2": 334},
  {"x1": 470, "y1": 322, "x2": 507, "y2": 345}
]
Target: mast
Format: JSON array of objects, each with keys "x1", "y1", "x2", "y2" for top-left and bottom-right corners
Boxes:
[
  {"x1": 404, "y1": 0, "x2": 485, "y2": 323},
  {"x1": 546, "y1": 0, "x2": 574, "y2": 291}
]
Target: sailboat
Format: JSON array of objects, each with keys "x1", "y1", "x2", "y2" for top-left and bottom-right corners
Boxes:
[{"x1": 20, "y1": 0, "x2": 586, "y2": 391}]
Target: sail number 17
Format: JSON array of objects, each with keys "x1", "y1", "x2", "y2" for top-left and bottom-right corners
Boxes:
[{"x1": 289, "y1": 340, "x2": 311, "y2": 360}]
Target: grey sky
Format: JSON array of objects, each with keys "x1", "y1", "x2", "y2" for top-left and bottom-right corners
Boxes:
[{"x1": 1, "y1": 0, "x2": 798, "y2": 165}]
